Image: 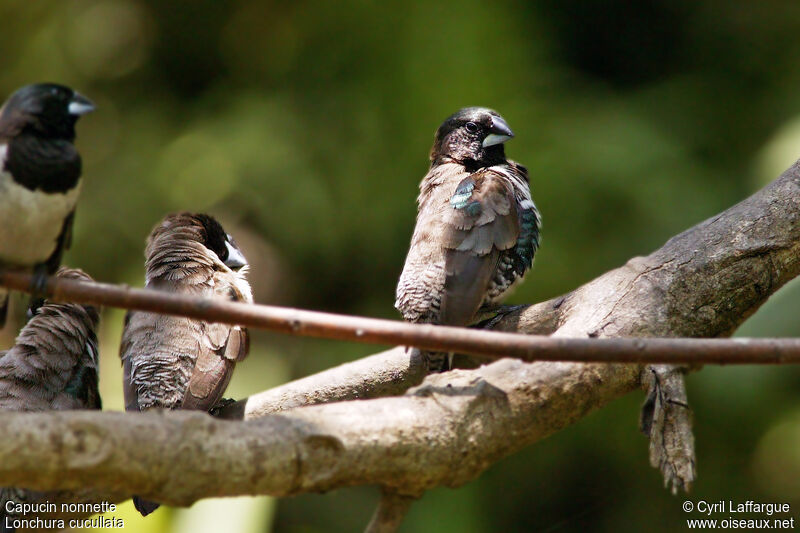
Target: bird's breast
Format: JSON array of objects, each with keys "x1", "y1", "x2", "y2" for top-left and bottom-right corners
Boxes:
[{"x1": 0, "y1": 169, "x2": 81, "y2": 266}]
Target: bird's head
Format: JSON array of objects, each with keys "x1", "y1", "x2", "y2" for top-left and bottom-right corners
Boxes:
[
  {"x1": 429, "y1": 107, "x2": 514, "y2": 168},
  {"x1": 193, "y1": 214, "x2": 249, "y2": 272},
  {"x1": 148, "y1": 213, "x2": 249, "y2": 273},
  {"x1": 0, "y1": 83, "x2": 94, "y2": 140}
]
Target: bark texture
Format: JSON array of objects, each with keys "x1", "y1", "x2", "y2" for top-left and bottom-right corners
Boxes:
[{"x1": 0, "y1": 162, "x2": 797, "y2": 526}]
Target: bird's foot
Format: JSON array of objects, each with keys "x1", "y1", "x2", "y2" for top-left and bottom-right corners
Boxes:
[
  {"x1": 426, "y1": 351, "x2": 452, "y2": 373},
  {"x1": 27, "y1": 265, "x2": 50, "y2": 319},
  {"x1": 473, "y1": 304, "x2": 528, "y2": 330},
  {"x1": 209, "y1": 397, "x2": 237, "y2": 416}
]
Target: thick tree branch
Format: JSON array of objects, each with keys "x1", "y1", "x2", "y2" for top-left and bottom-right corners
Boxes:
[
  {"x1": 1, "y1": 162, "x2": 798, "y2": 519},
  {"x1": 218, "y1": 347, "x2": 427, "y2": 419},
  {"x1": 0, "y1": 359, "x2": 641, "y2": 503},
  {"x1": 219, "y1": 161, "x2": 800, "y2": 418}
]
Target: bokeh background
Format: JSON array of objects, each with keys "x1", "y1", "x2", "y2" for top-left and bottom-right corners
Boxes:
[{"x1": 1, "y1": 0, "x2": 800, "y2": 531}]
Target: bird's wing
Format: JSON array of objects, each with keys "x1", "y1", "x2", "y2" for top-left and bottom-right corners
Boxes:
[
  {"x1": 82, "y1": 332, "x2": 101, "y2": 409},
  {"x1": 182, "y1": 269, "x2": 250, "y2": 411},
  {"x1": 181, "y1": 323, "x2": 248, "y2": 411},
  {"x1": 439, "y1": 168, "x2": 520, "y2": 326},
  {"x1": 44, "y1": 209, "x2": 75, "y2": 274},
  {"x1": 508, "y1": 161, "x2": 541, "y2": 270},
  {"x1": 0, "y1": 296, "x2": 100, "y2": 411},
  {"x1": 60, "y1": 331, "x2": 101, "y2": 410}
]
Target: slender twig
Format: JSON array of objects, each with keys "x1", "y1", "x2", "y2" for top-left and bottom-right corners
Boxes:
[{"x1": 0, "y1": 270, "x2": 799, "y2": 365}]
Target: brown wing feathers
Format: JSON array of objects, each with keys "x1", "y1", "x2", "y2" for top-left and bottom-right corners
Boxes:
[
  {"x1": 120, "y1": 213, "x2": 252, "y2": 415},
  {"x1": 0, "y1": 267, "x2": 101, "y2": 412},
  {"x1": 182, "y1": 324, "x2": 248, "y2": 410},
  {"x1": 439, "y1": 171, "x2": 520, "y2": 326},
  {"x1": 120, "y1": 213, "x2": 252, "y2": 517}
]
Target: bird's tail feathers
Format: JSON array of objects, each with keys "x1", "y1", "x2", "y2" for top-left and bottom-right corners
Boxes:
[
  {"x1": 1, "y1": 515, "x2": 15, "y2": 533},
  {"x1": 426, "y1": 351, "x2": 451, "y2": 372},
  {"x1": 25, "y1": 297, "x2": 44, "y2": 321},
  {"x1": 133, "y1": 496, "x2": 161, "y2": 516}
]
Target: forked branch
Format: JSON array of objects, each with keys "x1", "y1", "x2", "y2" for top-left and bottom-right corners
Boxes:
[{"x1": 0, "y1": 161, "x2": 797, "y2": 533}]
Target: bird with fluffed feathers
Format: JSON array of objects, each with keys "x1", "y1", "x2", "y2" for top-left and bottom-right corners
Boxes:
[
  {"x1": 0, "y1": 267, "x2": 101, "y2": 533},
  {"x1": 119, "y1": 212, "x2": 252, "y2": 516},
  {"x1": 396, "y1": 107, "x2": 541, "y2": 371}
]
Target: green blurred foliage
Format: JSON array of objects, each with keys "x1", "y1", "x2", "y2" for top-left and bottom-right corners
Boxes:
[{"x1": 1, "y1": 0, "x2": 800, "y2": 531}]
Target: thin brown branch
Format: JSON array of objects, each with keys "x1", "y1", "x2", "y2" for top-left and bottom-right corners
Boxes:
[
  {"x1": 3, "y1": 160, "x2": 800, "y2": 521},
  {"x1": 2, "y1": 270, "x2": 800, "y2": 365}
]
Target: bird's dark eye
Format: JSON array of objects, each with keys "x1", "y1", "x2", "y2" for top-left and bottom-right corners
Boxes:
[{"x1": 465, "y1": 122, "x2": 479, "y2": 133}]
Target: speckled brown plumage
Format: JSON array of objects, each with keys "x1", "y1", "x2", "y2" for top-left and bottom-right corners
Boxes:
[
  {"x1": 119, "y1": 212, "x2": 252, "y2": 516},
  {"x1": 0, "y1": 267, "x2": 100, "y2": 410},
  {"x1": 0, "y1": 267, "x2": 101, "y2": 530},
  {"x1": 396, "y1": 108, "x2": 540, "y2": 371},
  {"x1": 121, "y1": 212, "x2": 252, "y2": 412}
]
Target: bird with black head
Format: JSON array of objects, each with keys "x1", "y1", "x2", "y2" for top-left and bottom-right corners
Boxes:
[
  {"x1": 396, "y1": 107, "x2": 541, "y2": 371},
  {"x1": 119, "y1": 212, "x2": 252, "y2": 516},
  {"x1": 0, "y1": 83, "x2": 95, "y2": 326}
]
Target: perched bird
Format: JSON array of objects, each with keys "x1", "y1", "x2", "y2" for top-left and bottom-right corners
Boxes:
[
  {"x1": 0, "y1": 267, "x2": 101, "y2": 532},
  {"x1": 395, "y1": 107, "x2": 541, "y2": 371},
  {"x1": 120, "y1": 212, "x2": 252, "y2": 516},
  {"x1": 0, "y1": 83, "x2": 95, "y2": 326}
]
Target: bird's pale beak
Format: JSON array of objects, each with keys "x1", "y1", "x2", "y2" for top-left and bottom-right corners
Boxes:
[
  {"x1": 68, "y1": 93, "x2": 95, "y2": 116},
  {"x1": 482, "y1": 115, "x2": 514, "y2": 147},
  {"x1": 224, "y1": 241, "x2": 248, "y2": 270}
]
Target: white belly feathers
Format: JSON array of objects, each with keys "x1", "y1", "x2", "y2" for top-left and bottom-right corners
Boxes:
[{"x1": 0, "y1": 150, "x2": 80, "y2": 267}]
